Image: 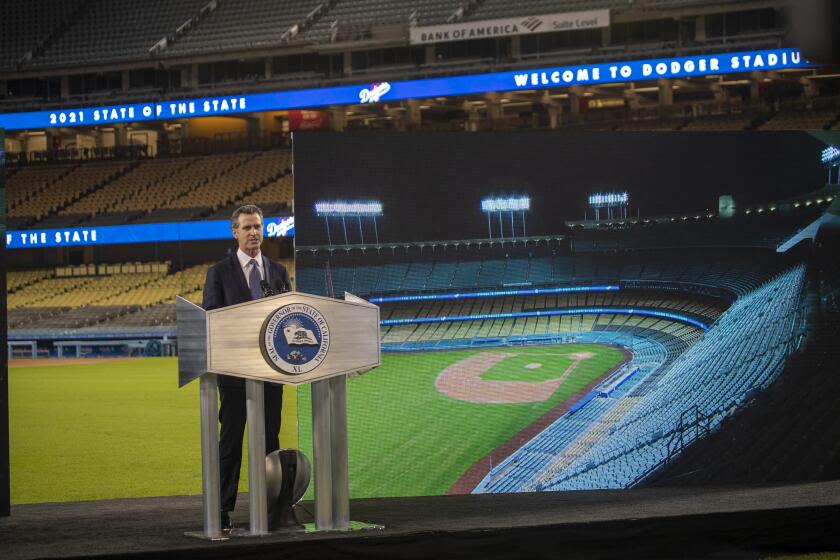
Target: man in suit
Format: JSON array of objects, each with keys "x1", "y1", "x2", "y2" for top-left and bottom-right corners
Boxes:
[{"x1": 202, "y1": 204, "x2": 291, "y2": 530}]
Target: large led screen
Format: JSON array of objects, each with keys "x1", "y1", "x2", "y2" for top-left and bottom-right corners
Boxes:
[{"x1": 293, "y1": 130, "x2": 840, "y2": 498}]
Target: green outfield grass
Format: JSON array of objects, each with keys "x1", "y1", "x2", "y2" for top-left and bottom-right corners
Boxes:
[
  {"x1": 10, "y1": 358, "x2": 201, "y2": 504},
  {"x1": 298, "y1": 343, "x2": 624, "y2": 498},
  {"x1": 9, "y1": 358, "x2": 298, "y2": 505}
]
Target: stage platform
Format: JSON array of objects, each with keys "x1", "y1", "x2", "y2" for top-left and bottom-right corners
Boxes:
[{"x1": 2, "y1": 480, "x2": 838, "y2": 560}]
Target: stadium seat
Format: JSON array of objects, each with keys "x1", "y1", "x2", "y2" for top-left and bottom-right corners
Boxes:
[
  {"x1": 25, "y1": 0, "x2": 208, "y2": 69},
  {"x1": 475, "y1": 265, "x2": 806, "y2": 492}
]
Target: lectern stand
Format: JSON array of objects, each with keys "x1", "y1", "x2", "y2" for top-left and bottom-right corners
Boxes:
[{"x1": 176, "y1": 291, "x2": 380, "y2": 539}]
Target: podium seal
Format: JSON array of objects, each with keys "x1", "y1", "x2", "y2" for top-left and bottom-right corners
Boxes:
[{"x1": 260, "y1": 303, "x2": 331, "y2": 374}]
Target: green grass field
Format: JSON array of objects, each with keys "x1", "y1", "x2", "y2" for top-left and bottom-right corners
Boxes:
[
  {"x1": 9, "y1": 358, "x2": 298, "y2": 505},
  {"x1": 9, "y1": 344, "x2": 623, "y2": 504},
  {"x1": 10, "y1": 358, "x2": 201, "y2": 504}
]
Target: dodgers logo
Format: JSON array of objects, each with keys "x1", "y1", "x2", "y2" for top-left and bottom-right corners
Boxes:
[
  {"x1": 260, "y1": 304, "x2": 330, "y2": 374},
  {"x1": 359, "y1": 82, "x2": 391, "y2": 104}
]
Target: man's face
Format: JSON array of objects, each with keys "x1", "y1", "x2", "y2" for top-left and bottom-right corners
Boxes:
[{"x1": 233, "y1": 213, "x2": 263, "y2": 255}]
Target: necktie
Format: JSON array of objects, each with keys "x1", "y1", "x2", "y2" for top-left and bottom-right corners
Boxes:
[{"x1": 248, "y1": 259, "x2": 263, "y2": 300}]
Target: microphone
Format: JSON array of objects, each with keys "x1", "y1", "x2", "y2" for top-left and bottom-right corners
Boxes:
[{"x1": 260, "y1": 280, "x2": 275, "y2": 297}]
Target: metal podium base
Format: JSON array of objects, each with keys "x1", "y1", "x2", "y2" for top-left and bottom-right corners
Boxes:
[
  {"x1": 228, "y1": 526, "x2": 305, "y2": 538},
  {"x1": 303, "y1": 520, "x2": 384, "y2": 534},
  {"x1": 185, "y1": 524, "x2": 311, "y2": 540},
  {"x1": 183, "y1": 530, "x2": 230, "y2": 541}
]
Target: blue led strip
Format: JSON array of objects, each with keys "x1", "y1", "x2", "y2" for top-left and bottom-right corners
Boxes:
[
  {"x1": 369, "y1": 284, "x2": 620, "y2": 303},
  {"x1": 5, "y1": 215, "x2": 294, "y2": 249},
  {"x1": 380, "y1": 307, "x2": 709, "y2": 331},
  {"x1": 0, "y1": 49, "x2": 809, "y2": 131}
]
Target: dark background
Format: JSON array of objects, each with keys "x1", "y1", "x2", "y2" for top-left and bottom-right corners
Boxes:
[{"x1": 293, "y1": 130, "x2": 827, "y2": 245}]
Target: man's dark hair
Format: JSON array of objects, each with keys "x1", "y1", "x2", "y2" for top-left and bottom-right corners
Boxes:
[{"x1": 231, "y1": 204, "x2": 264, "y2": 229}]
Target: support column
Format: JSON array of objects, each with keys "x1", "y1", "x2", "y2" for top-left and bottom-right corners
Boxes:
[
  {"x1": 548, "y1": 105, "x2": 561, "y2": 129},
  {"x1": 406, "y1": 99, "x2": 422, "y2": 129},
  {"x1": 801, "y1": 76, "x2": 819, "y2": 98},
  {"x1": 695, "y1": 15, "x2": 706, "y2": 42},
  {"x1": 568, "y1": 91, "x2": 581, "y2": 123},
  {"x1": 749, "y1": 74, "x2": 761, "y2": 102},
  {"x1": 510, "y1": 36, "x2": 521, "y2": 59},
  {"x1": 181, "y1": 65, "x2": 196, "y2": 88},
  {"x1": 328, "y1": 375, "x2": 349, "y2": 529},
  {"x1": 343, "y1": 51, "x2": 352, "y2": 76},
  {"x1": 463, "y1": 100, "x2": 481, "y2": 132},
  {"x1": 44, "y1": 129, "x2": 59, "y2": 155},
  {"x1": 601, "y1": 26, "x2": 611, "y2": 47},
  {"x1": 485, "y1": 92, "x2": 503, "y2": 129},
  {"x1": 657, "y1": 78, "x2": 675, "y2": 118},
  {"x1": 329, "y1": 107, "x2": 346, "y2": 132},
  {"x1": 425, "y1": 45, "x2": 436, "y2": 64},
  {"x1": 19, "y1": 133, "x2": 29, "y2": 159},
  {"x1": 386, "y1": 105, "x2": 406, "y2": 131},
  {"x1": 311, "y1": 376, "x2": 350, "y2": 531},
  {"x1": 541, "y1": 92, "x2": 561, "y2": 129},
  {"x1": 658, "y1": 78, "x2": 674, "y2": 107},
  {"x1": 711, "y1": 83, "x2": 725, "y2": 107},
  {"x1": 121, "y1": 70, "x2": 130, "y2": 92},
  {"x1": 246, "y1": 117, "x2": 262, "y2": 147},
  {"x1": 264, "y1": 57, "x2": 273, "y2": 80},
  {"x1": 199, "y1": 374, "x2": 222, "y2": 538},
  {"x1": 60, "y1": 75, "x2": 69, "y2": 100},
  {"x1": 311, "y1": 379, "x2": 334, "y2": 529},
  {"x1": 245, "y1": 380, "x2": 268, "y2": 536},
  {"x1": 190, "y1": 64, "x2": 199, "y2": 88},
  {"x1": 114, "y1": 124, "x2": 129, "y2": 147}
]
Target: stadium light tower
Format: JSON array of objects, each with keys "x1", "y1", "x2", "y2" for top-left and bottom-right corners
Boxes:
[
  {"x1": 821, "y1": 145, "x2": 840, "y2": 184},
  {"x1": 314, "y1": 200, "x2": 383, "y2": 245},
  {"x1": 588, "y1": 192, "x2": 629, "y2": 222},
  {"x1": 481, "y1": 196, "x2": 530, "y2": 239}
]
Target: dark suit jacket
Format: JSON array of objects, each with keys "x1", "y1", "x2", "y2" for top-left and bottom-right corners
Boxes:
[{"x1": 202, "y1": 252, "x2": 291, "y2": 388}]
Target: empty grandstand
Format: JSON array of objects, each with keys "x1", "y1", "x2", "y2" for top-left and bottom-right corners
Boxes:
[
  {"x1": 4, "y1": 147, "x2": 292, "y2": 228},
  {"x1": 475, "y1": 264, "x2": 806, "y2": 492},
  {"x1": 297, "y1": 246, "x2": 787, "y2": 299},
  {"x1": 6, "y1": 256, "x2": 295, "y2": 342},
  {"x1": 647, "y1": 226, "x2": 840, "y2": 486}
]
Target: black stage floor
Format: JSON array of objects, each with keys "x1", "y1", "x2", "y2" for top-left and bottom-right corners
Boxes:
[{"x1": 1, "y1": 480, "x2": 839, "y2": 560}]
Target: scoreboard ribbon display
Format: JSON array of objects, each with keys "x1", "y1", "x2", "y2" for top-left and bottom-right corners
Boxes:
[
  {"x1": 0, "y1": 48, "x2": 810, "y2": 131},
  {"x1": 5, "y1": 215, "x2": 294, "y2": 249}
]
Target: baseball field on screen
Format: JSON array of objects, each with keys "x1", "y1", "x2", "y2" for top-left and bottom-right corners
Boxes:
[
  {"x1": 299, "y1": 343, "x2": 624, "y2": 498},
  {"x1": 9, "y1": 344, "x2": 623, "y2": 504}
]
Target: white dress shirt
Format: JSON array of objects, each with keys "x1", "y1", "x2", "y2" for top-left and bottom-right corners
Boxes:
[{"x1": 236, "y1": 248, "x2": 264, "y2": 288}]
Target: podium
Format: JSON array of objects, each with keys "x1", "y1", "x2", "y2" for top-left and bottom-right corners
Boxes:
[{"x1": 176, "y1": 291, "x2": 380, "y2": 538}]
